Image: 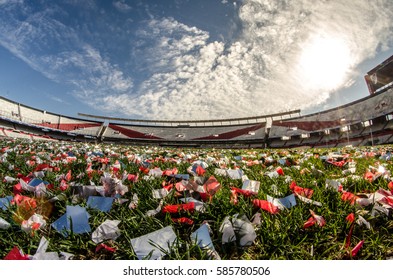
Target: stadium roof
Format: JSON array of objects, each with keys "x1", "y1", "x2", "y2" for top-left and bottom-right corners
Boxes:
[{"x1": 78, "y1": 110, "x2": 301, "y2": 126}]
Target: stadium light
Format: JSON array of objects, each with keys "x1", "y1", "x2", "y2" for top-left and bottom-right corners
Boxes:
[
  {"x1": 301, "y1": 133, "x2": 310, "y2": 139},
  {"x1": 340, "y1": 125, "x2": 350, "y2": 132},
  {"x1": 361, "y1": 120, "x2": 372, "y2": 127},
  {"x1": 386, "y1": 114, "x2": 393, "y2": 121},
  {"x1": 281, "y1": 136, "x2": 291, "y2": 141}
]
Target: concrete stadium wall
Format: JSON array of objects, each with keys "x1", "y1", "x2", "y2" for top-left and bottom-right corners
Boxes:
[
  {"x1": 0, "y1": 97, "x2": 103, "y2": 134},
  {"x1": 269, "y1": 88, "x2": 393, "y2": 138}
]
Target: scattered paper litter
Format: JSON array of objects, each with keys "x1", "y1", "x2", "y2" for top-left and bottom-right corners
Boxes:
[
  {"x1": 51, "y1": 205, "x2": 91, "y2": 237},
  {"x1": 296, "y1": 195, "x2": 322, "y2": 207},
  {"x1": 219, "y1": 216, "x2": 236, "y2": 244},
  {"x1": 0, "y1": 196, "x2": 12, "y2": 210},
  {"x1": 130, "y1": 226, "x2": 177, "y2": 260},
  {"x1": 87, "y1": 196, "x2": 114, "y2": 213},
  {"x1": 267, "y1": 194, "x2": 297, "y2": 210},
  {"x1": 92, "y1": 219, "x2": 121, "y2": 244},
  {"x1": 232, "y1": 214, "x2": 257, "y2": 247},
  {"x1": 0, "y1": 217, "x2": 11, "y2": 229},
  {"x1": 191, "y1": 223, "x2": 221, "y2": 260}
]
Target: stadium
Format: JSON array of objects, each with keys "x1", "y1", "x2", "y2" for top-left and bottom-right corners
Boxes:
[
  {"x1": 1, "y1": 55, "x2": 393, "y2": 262},
  {"x1": 1, "y1": 55, "x2": 393, "y2": 148}
]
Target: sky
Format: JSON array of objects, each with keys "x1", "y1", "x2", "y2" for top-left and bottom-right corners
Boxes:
[{"x1": 0, "y1": 0, "x2": 392, "y2": 121}]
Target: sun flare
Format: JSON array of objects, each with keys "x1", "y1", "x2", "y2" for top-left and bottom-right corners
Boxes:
[{"x1": 297, "y1": 35, "x2": 352, "y2": 91}]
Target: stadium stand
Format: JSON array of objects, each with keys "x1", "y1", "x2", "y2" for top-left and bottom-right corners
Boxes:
[
  {"x1": 1, "y1": 86, "x2": 393, "y2": 148},
  {"x1": 80, "y1": 110, "x2": 290, "y2": 147},
  {"x1": 0, "y1": 96, "x2": 103, "y2": 142},
  {"x1": 100, "y1": 122, "x2": 268, "y2": 147},
  {"x1": 267, "y1": 84, "x2": 393, "y2": 147},
  {"x1": 0, "y1": 55, "x2": 392, "y2": 148},
  {"x1": 103, "y1": 122, "x2": 266, "y2": 141}
]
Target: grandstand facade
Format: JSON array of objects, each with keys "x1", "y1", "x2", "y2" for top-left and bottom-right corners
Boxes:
[
  {"x1": 268, "y1": 87, "x2": 393, "y2": 148},
  {"x1": 1, "y1": 55, "x2": 393, "y2": 148}
]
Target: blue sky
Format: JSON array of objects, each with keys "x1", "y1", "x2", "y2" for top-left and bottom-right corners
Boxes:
[{"x1": 0, "y1": 0, "x2": 392, "y2": 121}]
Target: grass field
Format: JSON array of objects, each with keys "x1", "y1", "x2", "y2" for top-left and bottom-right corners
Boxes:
[{"x1": 1, "y1": 138, "x2": 393, "y2": 260}]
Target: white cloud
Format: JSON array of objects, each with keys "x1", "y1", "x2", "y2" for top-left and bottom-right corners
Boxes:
[
  {"x1": 0, "y1": 4, "x2": 133, "y2": 107},
  {"x1": 0, "y1": 0, "x2": 23, "y2": 5},
  {"x1": 113, "y1": 1, "x2": 132, "y2": 12},
  {"x1": 104, "y1": 0, "x2": 393, "y2": 120},
  {"x1": 68, "y1": 47, "x2": 133, "y2": 105},
  {"x1": 48, "y1": 95, "x2": 70, "y2": 105}
]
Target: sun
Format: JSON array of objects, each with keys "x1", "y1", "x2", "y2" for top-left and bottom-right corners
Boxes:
[{"x1": 297, "y1": 34, "x2": 352, "y2": 91}]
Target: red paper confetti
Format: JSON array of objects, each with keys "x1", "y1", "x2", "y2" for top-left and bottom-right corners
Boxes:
[
  {"x1": 351, "y1": 240, "x2": 364, "y2": 257},
  {"x1": 162, "y1": 202, "x2": 195, "y2": 214},
  {"x1": 252, "y1": 199, "x2": 279, "y2": 214}
]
